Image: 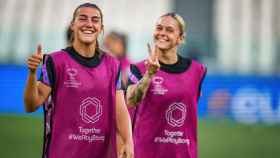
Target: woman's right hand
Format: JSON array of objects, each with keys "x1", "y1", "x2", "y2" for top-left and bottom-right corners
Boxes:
[
  {"x1": 27, "y1": 44, "x2": 43, "y2": 73},
  {"x1": 145, "y1": 43, "x2": 160, "y2": 77}
]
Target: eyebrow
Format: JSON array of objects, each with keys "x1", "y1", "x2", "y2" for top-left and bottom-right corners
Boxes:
[
  {"x1": 156, "y1": 24, "x2": 175, "y2": 29},
  {"x1": 78, "y1": 14, "x2": 101, "y2": 19}
]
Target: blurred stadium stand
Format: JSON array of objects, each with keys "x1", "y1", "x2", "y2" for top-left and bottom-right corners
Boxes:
[
  {"x1": 0, "y1": 0, "x2": 172, "y2": 63},
  {"x1": 0, "y1": 0, "x2": 279, "y2": 124}
]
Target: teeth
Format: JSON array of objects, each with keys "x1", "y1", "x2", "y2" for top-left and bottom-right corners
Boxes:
[
  {"x1": 158, "y1": 39, "x2": 167, "y2": 42},
  {"x1": 83, "y1": 30, "x2": 93, "y2": 34},
  {"x1": 157, "y1": 36, "x2": 168, "y2": 42}
]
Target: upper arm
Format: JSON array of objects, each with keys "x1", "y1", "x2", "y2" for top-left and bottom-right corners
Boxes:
[
  {"x1": 36, "y1": 55, "x2": 54, "y2": 107},
  {"x1": 38, "y1": 55, "x2": 55, "y2": 103},
  {"x1": 39, "y1": 55, "x2": 55, "y2": 88},
  {"x1": 125, "y1": 64, "x2": 143, "y2": 106},
  {"x1": 36, "y1": 81, "x2": 52, "y2": 106},
  {"x1": 116, "y1": 90, "x2": 125, "y2": 107},
  {"x1": 116, "y1": 90, "x2": 128, "y2": 120},
  {"x1": 126, "y1": 84, "x2": 137, "y2": 104},
  {"x1": 25, "y1": 81, "x2": 51, "y2": 112}
]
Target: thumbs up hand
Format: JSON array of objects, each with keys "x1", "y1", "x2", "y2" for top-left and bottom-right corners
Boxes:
[{"x1": 26, "y1": 44, "x2": 43, "y2": 73}]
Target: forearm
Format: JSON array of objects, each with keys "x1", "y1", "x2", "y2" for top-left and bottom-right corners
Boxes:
[
  {"x1": 117, "y1": 109, "x2": 133, "y2": 145},
  {"x1": 24, "y1": 71, "x2": 41, "y2": 112},
  {"x1": 127, "y1": 72, "x2": 152, "y2": 106},
  {"x1": 116, "y1": 91, "x2": 133, "y2": 145}
]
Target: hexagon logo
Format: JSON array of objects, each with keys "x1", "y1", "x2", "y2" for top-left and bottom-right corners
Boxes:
[
  {"x1": 80, "y1": 97, "x2": 102, "y2": 124},
  {"x1": 165, "y1": 102, "x2": 187, "y2": 127}
]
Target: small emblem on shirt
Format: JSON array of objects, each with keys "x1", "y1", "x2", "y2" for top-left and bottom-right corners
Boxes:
[
  {"x1": 64, "y1": 68, "x2": 81, "y2": 88},
  {"x1": 151, "y1": 76, "x2": 168, "y2": 95}
]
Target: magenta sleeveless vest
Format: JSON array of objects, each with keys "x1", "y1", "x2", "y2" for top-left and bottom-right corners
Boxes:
[
  {"x1": 42, "y1": 50, "x2": 119, "y2": 158},
  {"x1": 133, "y1": 60, "x2": 206, "y2": 158}
]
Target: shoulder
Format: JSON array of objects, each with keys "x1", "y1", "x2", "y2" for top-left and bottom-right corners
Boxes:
[
  {"x1": 191, "y1": 59, "x2": 207, "y2": 78},
  {"x1": 100, "y1": 50, "x2": 119, "y2": 64},
  {"x1": 103, "y1": 54, "x2": 120, "y2": 70},
  {"x1": 191, "y1": 60, "x2": 206, "y2": 71},
  {"x1": 99, "y1": 50, "x2": 120, "y2": 75},
  {"x1": 47, "y1": 50, "x2": 68, "y2": 58},
  {"x1": 43, "y1": 50, "x2": 70, "y2": 70},
  {"x1": 131, "y1": 60, "x2": 146, "y2": 71},
  {"x1": 128, "y1": 60, "x2": 146, "y2": 81}
]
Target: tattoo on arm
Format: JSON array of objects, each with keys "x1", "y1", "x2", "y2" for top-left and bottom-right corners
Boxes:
[
  {"x1": 133, "y1": 84, "x2": 144, "y2": 104},
  {"x1": 128, "y1": 73, "x2": 152, "y2": 106}
]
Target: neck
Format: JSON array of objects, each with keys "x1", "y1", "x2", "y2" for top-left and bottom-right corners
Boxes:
[
  {"x1": 72, "y1": 41, "x2": 97, "y2": 58},
  {"x1": 158, "y1": 47, "x2": 178, "y2": 64}
]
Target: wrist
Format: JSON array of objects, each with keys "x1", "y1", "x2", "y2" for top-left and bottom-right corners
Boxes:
[
  {"x1": 145, "y1": 70, "x2": 155, "y2": 78},
  {"x1": 29, "y1": 69, "x2": 37, "y2": 75},
  {"x1": 123, "y1": 138, "x2": 133, "y2": 146}
]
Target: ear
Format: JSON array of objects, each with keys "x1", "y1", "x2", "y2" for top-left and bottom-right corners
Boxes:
[
  {"x1": 101, "y1": 24, "x2": 104, "y2": 31},
  {"x1": 177, "y1": 34, "x2": 185, "y2": 45},
  {"x1": 70, "y1": 22, "x2": 75, "y2": 31}
]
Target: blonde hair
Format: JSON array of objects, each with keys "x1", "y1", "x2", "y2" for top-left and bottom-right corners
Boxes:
[{"x1": 161, "y1": 12, "x2": 186, "y2": 38}]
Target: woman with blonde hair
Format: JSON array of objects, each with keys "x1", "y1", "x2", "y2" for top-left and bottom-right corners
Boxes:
[{"x1": 126, "y1": 13, "x2": 207, "y2": 158}]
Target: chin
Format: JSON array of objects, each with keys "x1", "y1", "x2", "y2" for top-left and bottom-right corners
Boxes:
[
  {"x1": 80, "y1": 38, "x2": 96, "y2": 45},
  {"x1": 156, "y1": 44, "x2": 170, "y2": 51},
  {"x1": 154, "y1": 41, "x2": 168, "y2": 48},
  {"x1": 78, "y1": 34, "x2": 97, "y2": 44}
]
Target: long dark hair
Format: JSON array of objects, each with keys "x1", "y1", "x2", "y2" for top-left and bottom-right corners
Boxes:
[{"x1": 67, "y1": 3, "x2": 104, "y2": 49}]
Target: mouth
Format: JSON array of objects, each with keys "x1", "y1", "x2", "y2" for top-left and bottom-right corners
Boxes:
[
  {"x1": 156, "y1": 35, "x2": 169, "y2": 42},
  {"x1": 156, "y1": 38, "x2": 169, "y2": 44},
  {"x1": 81, "y1": 29, "x2": 95, "y2": 35},
  {"x1": 158, "y1": 38, "x2": 168, "y2": 42}
]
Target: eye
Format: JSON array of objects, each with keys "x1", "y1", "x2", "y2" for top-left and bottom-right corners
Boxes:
[
  {"x1": 156, "y1": 26, "x2": 162, "y2": 31},
  {"x1": 166, "y1": 27, "x2": 174, "y2": 33},
  {"x1": 91, "y1": 17, "x2": 101, "y2": 23},
  {"x1": 78, "y1": 15, "x2": 87, "y2": 21}
]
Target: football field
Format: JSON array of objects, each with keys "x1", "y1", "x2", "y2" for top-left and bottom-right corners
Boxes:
[{"x1": 0, "y1": 114, "x2": 279, "y2": 158}]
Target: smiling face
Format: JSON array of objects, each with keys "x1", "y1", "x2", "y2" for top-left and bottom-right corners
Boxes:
[
  {"x1": 153, "y1": 15, "x2": 184, "y2": 51},
  {"x1": 71, "y1": 6, "x2": 103, "y2": 45}
]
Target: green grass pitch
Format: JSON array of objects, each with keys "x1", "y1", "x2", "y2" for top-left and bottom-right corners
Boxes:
[{"x1": 0, "y1": 114, "x2": 279, "y2": 158}]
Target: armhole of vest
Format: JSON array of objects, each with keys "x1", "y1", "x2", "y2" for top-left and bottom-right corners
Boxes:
[
  {"x1": 131, "y1": 64, "x2": 143, "y2": 79},
  {"x1": 46, "y1": 55, "x2": 56, "y2": 94},
  {"x1": 116, "y1": 63, "x2": 123, "y2": 90},
  {"x1": 127, "y1": 64, "x2": 143, "y2": 86},
  {"x1": 197, "y1": 66, "x2": 207, "y2": 101},
  {"x1": 128, "y1": 64, "x2": 143, "y2": 131}
]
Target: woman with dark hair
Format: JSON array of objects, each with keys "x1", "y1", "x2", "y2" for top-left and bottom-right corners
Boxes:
[{"x1": 24, "y1": 3, "x2": 133, "y2": 158}]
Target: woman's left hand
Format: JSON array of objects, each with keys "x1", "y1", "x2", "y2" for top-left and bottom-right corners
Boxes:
[{"x1": 118, "y1": 141, "x2": 134, "y2": 158}]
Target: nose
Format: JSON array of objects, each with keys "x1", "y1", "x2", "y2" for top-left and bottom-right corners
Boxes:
[
  {"x1": 157, "y1": 31, "x2": 167, "y2": 39},
  {"x1": 85, "y1": 18, "x2": 94, "y2": 27},
  {"x1": 157, "y1": 29, "x2": 167, "y2": 36}
]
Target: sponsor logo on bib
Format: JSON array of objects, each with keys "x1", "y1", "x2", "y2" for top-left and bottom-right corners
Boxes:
[
  {"x1": 80, "y1": 97, "x2": 102, "y2": 124},
  {"x1": 166, "y1": 102, "x2": 186, "y2": 127}
]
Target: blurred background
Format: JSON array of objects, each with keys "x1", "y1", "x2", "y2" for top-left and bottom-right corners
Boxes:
[{"x1": 0, "y1": 0, "x2": 279, "y2": 157}]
